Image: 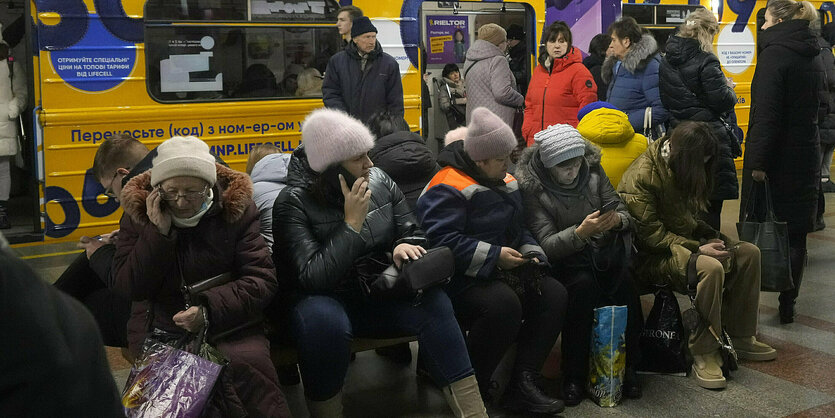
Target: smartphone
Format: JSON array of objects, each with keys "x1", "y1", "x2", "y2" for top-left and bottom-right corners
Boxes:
[
  {"x1": 599, "y1": 200, "x2": 619, "y2": 214},
  {"x1": 521, "y1": 251, "x2": 539, "y2": 259}
]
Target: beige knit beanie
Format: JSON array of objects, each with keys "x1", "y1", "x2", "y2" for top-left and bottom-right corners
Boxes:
[
  {"x1": 302, "y1": 108, "x2": 374, "y2": 173},
  {"x1": 478, "y1": 23, "x2": 507, "y2": 46},
  {"x1": 151, "y1": 136, "x2": 216, "y2": 187}
]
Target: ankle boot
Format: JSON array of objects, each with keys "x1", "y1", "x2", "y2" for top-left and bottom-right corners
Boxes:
[
  {"x1": 306, "y1": 392, "x2": 343, "y2": 418},
  {"x1": 502, "y1": 370, "x2": 565, "y2": 414},
  {"x1": 691, "y1": 351, "x2": 726, "y2": 390},
  {"x1": 442, "y1": 375, "x2": 488, "y2": 418},
  {"x1": 779, "y1": 247, "x2": 807, "y2": 324}
]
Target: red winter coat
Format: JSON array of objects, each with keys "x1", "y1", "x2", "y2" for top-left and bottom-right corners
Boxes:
[
  {"x1": 114, "y1": 164, "x2": 290, "y2": 417},
  {"x1": 522, "y1": 47, "x2": 598, "y2": 145}
]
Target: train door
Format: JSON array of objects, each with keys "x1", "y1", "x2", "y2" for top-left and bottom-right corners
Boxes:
[
  {"x1": 420, "y1": 1, "x2": 537, "y2": 153},
  {"x1": 0, "y1": 0, "x2": 38, "y2": 243}
]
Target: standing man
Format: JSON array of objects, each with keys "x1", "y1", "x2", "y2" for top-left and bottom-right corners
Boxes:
[
  {"x1": 322, "y1": 16, "x2": 404, "y2": 124},
  {"x1": 336, "y1": 5, "x2": 363, "y2": 49},
  {"x1": 506, "y1": 24, "x2": 529, "y2": 96}
]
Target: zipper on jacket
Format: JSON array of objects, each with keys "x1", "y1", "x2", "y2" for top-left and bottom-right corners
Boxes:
[{"x1": 541, "y1": 64, "x2": 553, "y2": 132}]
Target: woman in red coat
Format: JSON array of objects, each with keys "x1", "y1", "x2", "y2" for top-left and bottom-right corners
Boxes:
[{"x1": 522, "y1": 21, "x2": 597, "y2": 146}]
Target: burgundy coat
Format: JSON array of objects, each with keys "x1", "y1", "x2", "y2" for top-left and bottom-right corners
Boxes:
[{"x1": 114, "y1": 164, "x2": 290, "y2": 417}]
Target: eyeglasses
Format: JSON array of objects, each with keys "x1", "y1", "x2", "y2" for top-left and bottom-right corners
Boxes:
[
  {"x1": 158, "y1": 185, "x2": 209, "y2": 202},
  {"x1": 103, "y1": 170, "x2": 120, "y2": 199}
]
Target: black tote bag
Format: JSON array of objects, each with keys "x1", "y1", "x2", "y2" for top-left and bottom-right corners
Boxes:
[{"x1": 736, "y1": 177, "x2": 793, "y2": 292}]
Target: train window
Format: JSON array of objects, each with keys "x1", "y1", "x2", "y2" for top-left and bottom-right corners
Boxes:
[
  {"x1": 145, "y1": 0, "x2": 340, "y2": 23},
  {"x1": 145, "y1": 25, "x2": 339, "y2": 102}
]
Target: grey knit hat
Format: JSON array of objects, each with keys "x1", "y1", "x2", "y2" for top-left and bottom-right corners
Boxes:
[
  {"x1": 534, "y1": 124, "x2": 586, "y2": 168},
  {"x1": 302, "y1": 108, "x2": 374, "y2": 173},
  {"x1": 151, "y1": 136, "x2": 217, "y2": 187},
  {"x1": 464, "y1": 107, "x2": 516, "y2": 161}
]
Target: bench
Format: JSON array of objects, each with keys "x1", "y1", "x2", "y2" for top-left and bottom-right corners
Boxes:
[{"x1": 270, "y1": 336, "x2": 418, "y2": 367}]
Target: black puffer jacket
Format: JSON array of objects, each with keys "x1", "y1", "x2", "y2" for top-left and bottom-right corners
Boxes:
[
  {"x1": 368, "y1": 131, "x2": 439, "y2": 210},
  {"x1": 322, "y1": 41, "x2": 405, "y2": 124},
  {"x1": 742, "y1": 19, "x2": 824, "y2": 234},
  {"x1": 272, "y1": 145, "x2": 425, "y2": 295},
  {"x1": 817, "y1": 35, "x2": 835, "y2": 145},
  {"x1": 583, "y1": 53, "x2": 607, "y2": 101},
  {"x1": 660, "y1": 35, "x2": 739, "y2": 200}
]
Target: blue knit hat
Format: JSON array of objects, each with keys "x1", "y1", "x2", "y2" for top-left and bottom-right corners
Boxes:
[{"x1": 577, "y1": 101, "x2": 618, "y2": 122}]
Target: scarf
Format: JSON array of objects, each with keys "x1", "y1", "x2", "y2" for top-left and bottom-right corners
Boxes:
[{"x1": 171, "y1": 189, "x2": 214, "y2": 228}]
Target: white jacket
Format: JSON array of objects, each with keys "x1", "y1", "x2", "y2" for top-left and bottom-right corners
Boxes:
[{"x1": 0, "y1": 48, "x2": 26, "y2": 157}]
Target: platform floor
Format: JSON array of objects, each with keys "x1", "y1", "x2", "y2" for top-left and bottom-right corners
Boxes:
[{"x1": 16, "y1": 192, "x2": 835, "y2": 417}]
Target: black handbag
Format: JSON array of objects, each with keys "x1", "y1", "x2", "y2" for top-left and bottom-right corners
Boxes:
[
  {"x1": 358, "y1": 246, "x2": 454, "y2": 303},
  {"x1": 736, "y1": 177, "x2": 793, "y2": 292},
  {"x1": 685, "y1": 253, "x2": 738, "y2": 377},
  {"x1": 181, "y1": 272, "x2": 263, "y2": 343}
]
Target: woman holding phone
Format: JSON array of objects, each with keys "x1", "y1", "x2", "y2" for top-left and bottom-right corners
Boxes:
[
  {"x1": 516, "y1": 124, "x2": 643, "y2": 405},
  {"x1": 113, "y1": 136, "x2": 290, "y2": 416}
]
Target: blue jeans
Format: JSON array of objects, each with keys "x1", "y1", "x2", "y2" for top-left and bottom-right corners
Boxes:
[{"x1": 290, "y1": 288, "x2": 473, "y2": 400}]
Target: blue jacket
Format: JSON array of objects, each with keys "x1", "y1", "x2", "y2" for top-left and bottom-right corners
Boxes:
[
  {"x1": 322, "y1": 40, "x2": 404, "y2": 124},
  {"x1": 416, "y1": 141, "x2": 546, "y2": 296},
  {"x1": 602, "y1": 34, "x2": 668, "y2": 133}
]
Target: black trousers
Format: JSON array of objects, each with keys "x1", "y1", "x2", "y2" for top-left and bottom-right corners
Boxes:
[
  {"x1": 53, "y1": 253, "x2": 130, "y2": 347},
  {"x1": 558, "y1": 268, "x2": 643, "y2": 383},
  {"x1": 451, "y1": 277, "x2": 567, "y2": 392}
]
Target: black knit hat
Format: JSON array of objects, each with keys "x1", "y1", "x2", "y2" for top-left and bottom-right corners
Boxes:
[
  {"x1": 507, "y1": 24, "x2": 525, "y2": 41},
  {"x1": 351, "y1": 16, "x2": 378, "y2": 38}
]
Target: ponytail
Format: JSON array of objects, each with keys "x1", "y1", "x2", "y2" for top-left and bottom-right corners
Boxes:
[{"x1": 768, "y1": 0, "x2": 819, "y2": 24}]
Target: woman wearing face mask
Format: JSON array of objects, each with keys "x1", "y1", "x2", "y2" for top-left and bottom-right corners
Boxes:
[
  {"x1": 742, "y1": 0, "x2": 824, "y2": 324},
  {"x1": 619, "y1": 121, "x2": 776, "y2": 390},
  {"x1": 113, "y1": 136, "x2": 291, "y2": 416},
  {"x1": 272, "y1": 108, "x2": 487, "y2": 417},
  {"x1": 516, "y1": 124, "x2": 643, "y2": 405},
  {"x1": 522, "y1": 21, "x2": 598, "y2": 146}
]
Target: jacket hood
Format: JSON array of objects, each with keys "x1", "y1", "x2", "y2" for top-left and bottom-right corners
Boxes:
[
  {"x1": 516, "y1": 140, "x2": 602, "y2": 195},
  {"x1": 577, "y1": 107, "x2": 636, "y2": 145},
  {"x1": 664, "y1": 35, "x2": 702, "y2": 67},
  {"x1": 346, "y1": 39, "x2": 383, "y2": 60},
  {"x1": 464, "y1": 39, "x2": 506, "y2": 63},
  {"x1": 285, "y1": 145, "x2": 318, "y2": 189},
  {"x1": 369, "y1": 131, "x2": 437, "y2": 180},
  {"x1": 121, "y1": 163, "x2": 253, "y2": 225},
  {"x1": 759, "y1": 19, "x2": 820, "y2": 57},
  {"x1": 601, "y1": 34, "x2": 658, "y2": 82},
  {"x1": 539, "y1": 46, "x2": 583, "y2": 71},
  {"x1": 582, "y1": 53, "x2": 604, "y2": 68},
  {"x1": 250, "y1": 153, "x2": 292, "y2": 185}
]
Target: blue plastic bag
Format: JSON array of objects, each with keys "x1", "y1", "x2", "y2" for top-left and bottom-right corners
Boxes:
[{"x1": 587, "y1": 305, "x2": 628, "y2": 407}]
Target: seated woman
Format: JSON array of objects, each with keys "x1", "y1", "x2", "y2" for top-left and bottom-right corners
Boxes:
[
  {"x1": 515, "y1": 124, "x2": 643, "y2": 405},
  {"x1": 246, "y1": 144, "x2": 291, "y2": 252},
  {"x1": 618, "y1": 121, "x2": 776, "y2": 390},
  {"x1": 417, "y1": 107, "x2": 568, "y2": 415},
  {"x1": 367, "y1": 111, "x2": 439, "y2": 209},
  {"x1": 439, "y1": 63, "x2": 467, "y2": 129},
  {"x1": 272, "y1": 108, "x2": 486, "y2": 417},
  {"x1": 113, "y1": 136, "x2": 290, "y2": 416}
]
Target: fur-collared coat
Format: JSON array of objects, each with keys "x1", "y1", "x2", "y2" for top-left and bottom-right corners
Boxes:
[
  {"x1": 114, "y1": 164, "x2": 290, "y2": 417},
  {"x1": 602, "y1": 34, "x2": 668, "y2": 133}
]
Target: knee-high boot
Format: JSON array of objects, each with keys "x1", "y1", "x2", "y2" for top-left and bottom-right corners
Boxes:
[{"x1": 778, "y1": 247, "x2": 807, "y2": 324}]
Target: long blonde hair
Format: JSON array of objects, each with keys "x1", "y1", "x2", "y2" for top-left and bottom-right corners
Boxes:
[{"x1": 678, "y1": 7, "x2": 719, "y2": 53}]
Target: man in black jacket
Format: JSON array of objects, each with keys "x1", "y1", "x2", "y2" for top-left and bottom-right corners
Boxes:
[
  {"x1": 0, "y1": 232, "x2": 123, "y2": 417},
  {"x1": 322, "y1": 16, "x2": 404, "y2": 124}
]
